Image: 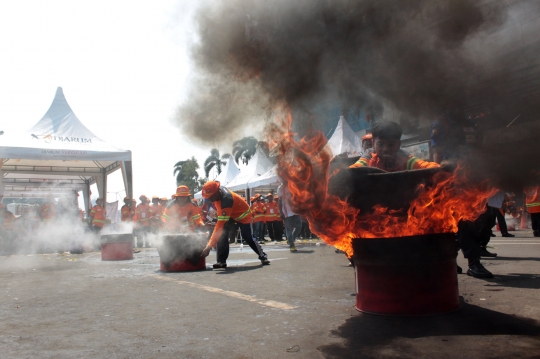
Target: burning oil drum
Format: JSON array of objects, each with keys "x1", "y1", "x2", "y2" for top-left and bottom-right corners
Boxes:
[
  {"x1": 157, "y1": 233, "x2": 208, "y2": 272},
  {"x1": 101, "y1": 233, "x2": 134, "y2": 261},
  {"x1": 353, "y1": 233, "x2": 459, "y2": 316}
]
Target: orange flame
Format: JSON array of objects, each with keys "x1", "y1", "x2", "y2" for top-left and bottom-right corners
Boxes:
[{"x1": 270, "y1": 108, "x2": 495, "y2": 257}]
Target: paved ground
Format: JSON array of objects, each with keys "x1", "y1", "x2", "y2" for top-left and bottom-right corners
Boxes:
[{"x1": 1, "y1": 234, "x2": 540, "y2": 359}]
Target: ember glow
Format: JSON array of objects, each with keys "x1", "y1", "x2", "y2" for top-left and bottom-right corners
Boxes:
[{"x1": 271, "y1": 109, "x2": 495, "y2": 257}]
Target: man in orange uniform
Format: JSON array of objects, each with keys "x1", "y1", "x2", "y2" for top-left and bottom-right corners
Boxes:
[
  {"x1": 149, "y1": 196, "x2": 164, "y2": 232},
  {"x1": 89, "y1": 198, "x2": 106, "y2": 233},
  {"x1": 251, "y1": 194, "x2": 265, "y2": 243},
  {"x1": 350, "y1": 121, "x2": 439, "y2": 171},
  {"x1": 525, "y1": 185, "x2": 540, "y2": 237},
  {"x1": 201, "y1": 181, "x2": 270, "y2": 269},
  {"x1": 40, "y1": 195, "x2": 57, "y2": 223},
  {"x1": 121, "y1": 197, "x2": 134, "y2": 222},
  {"x1": 162, "y1": 186, "x2": 203, "y2": 231},
  {"x1": 265, "y1": 193, "x2": 282, "y2": 242},
  {"x1": 136, "y1": 195, "x2": 151, "y2": 247}
]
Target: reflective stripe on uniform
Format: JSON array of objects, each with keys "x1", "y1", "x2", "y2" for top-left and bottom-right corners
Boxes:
[
  {"x1": 526, "y1": 203, "x2": 540, "y2": 207},
  {"x1": 92, "y1": 219, "x2": 106, "y2": 223},
  {"x1": 355, "y1": 159, "x2": 368, "y2": 167},
  {"x1": 234, "y1": 209, "x2": 251, "y2": 221},
  {"x1": 407, "y1": 157, "x2": 418, "y2": 170},
  {"x1": 217, "y1": 216, "x2": 230, "y2": 221}
]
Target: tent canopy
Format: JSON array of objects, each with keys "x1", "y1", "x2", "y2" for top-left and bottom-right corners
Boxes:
[
  {"x1": 0, "y1": 87, "x2": 132, "y2": 213},
  {"x1": 226, "y1": 147, "x2": 273, "y2": 192},
  {"x1": 327, "y1": 115, "x2": 362, "y2": 157},
  {"x1": 247, "y1": 165, "x2": 280, "y2": 189},
  {"x1": 194, "y1": 157, "x2": 240, "y2": 199}
]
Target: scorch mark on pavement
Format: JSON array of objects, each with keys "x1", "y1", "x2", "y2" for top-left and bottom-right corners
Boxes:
[{"x1": 151, "y1": 274, "x2": 298, "y2": 310}]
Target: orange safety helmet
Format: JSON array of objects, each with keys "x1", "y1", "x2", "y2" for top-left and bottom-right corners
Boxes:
[
  {"x1": 139, "y1": 195, "x2": 148, "y2": 201},
  {"x1": 362, "y1": 133, "x2": 373, "y2": 141},
  {"x1": 160, "y1": 197, "x2": 168, "y2": 201},
  {"x1": 173, "y1": 185, "x2": 191, "y2": 197},
  {"x1": 202, "y1": 181, "x2": 220, "y2": 199},
  {"x1": 266, "y1": 193, "x2": 273, "y2": 197}
]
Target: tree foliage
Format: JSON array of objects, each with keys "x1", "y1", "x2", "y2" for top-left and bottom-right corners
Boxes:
[
  {"x1": 232, "y1": 136, "x2": 258, "y2": 165},
  {"x1": 173, "y1": 157, "x2": 201, "y2": 194},
  {"x1": 204, "y1": 148, "x2": 227, "y2": 178}
]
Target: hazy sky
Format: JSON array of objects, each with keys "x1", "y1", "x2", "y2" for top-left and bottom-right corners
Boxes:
[{"x1": 0, "y1": 0, "x2": 250, "y2": 202}]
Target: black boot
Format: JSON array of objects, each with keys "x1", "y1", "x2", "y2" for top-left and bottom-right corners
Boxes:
[
  {"x1": 480, "y1": 246, "x2": 497, "y2": 257},
  {"x1": 467, "y1": 260, "x2": 493, "y2": 278}
]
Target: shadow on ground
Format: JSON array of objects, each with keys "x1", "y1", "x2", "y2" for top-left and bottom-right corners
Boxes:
[
  {"x1": 318, "y1": 298, "x2": 540, "y2": 359},
  {"x1": 479, "y1": 273, "x2": 540, "y2": 289}
]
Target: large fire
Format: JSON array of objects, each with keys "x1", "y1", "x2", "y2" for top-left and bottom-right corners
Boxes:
[{"x1": 269, "y1": 109, "x2": 495, "y2": 257}]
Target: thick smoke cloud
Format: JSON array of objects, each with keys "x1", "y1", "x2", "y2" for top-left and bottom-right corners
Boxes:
[{"x1": 176, "y1": 0, "x2": 540, "y2": 140}]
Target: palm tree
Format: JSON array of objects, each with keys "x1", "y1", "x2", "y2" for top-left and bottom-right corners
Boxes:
[
  {"x1": 173, "y1": 157, "x2": 201, "y2": 194},
  {"x1": 204, "y1": 148, "x2": 228, "y2": 178},
  {"x1": 232, "y1": 136, "x2": 258, "y2": 165}
]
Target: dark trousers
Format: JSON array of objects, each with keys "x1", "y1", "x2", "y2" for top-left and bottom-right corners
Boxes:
[
  {"x1": 300, "y1": 220, "x2": 311, "y2": 239},
  {"x1": 217, "y1": 220, "x2": 267, "y2": 263},
  {"x1": 253, "y1": 221, "x2": 264, "y2": 241},
  {"x1": 488, "y1": 206, "x2": 508, "y2": 234},
  {"x1": 266, "y1": 220, "x2": 283, "y2": 241},
  {"x1": 531, "y1": 213, "x2": 540, "y2": 232},
  {"x1": 458, "y1": 207, "x2": 491, "y2": 261}
]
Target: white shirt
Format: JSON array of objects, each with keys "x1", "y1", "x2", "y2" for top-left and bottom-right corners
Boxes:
[
  {"x1": 277, "y1": 184, "x2": 297, "y2": 218},
  {"x1": 487, "y1": 190, "x2": 505, "y2": 209}
]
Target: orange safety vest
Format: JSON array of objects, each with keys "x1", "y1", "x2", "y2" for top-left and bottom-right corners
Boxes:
[
  {"x1": 121, "y1": 205, "x2": 134, "y2": 222},
  {"x1": 90, "y1": 205, "x2": 106, "y2": 228},
  {"x1": 525, "y1": 186, "x2": 540, "y2": 214},
  {"x1": 1, "y1": 212, "x2": 16, "y2": 230},
  {"x1": 251, "y1": 202, "x2": 266, "y2": 223},
  {"x1": 265, "y1": 201, "x2": 280, "y2": 222},
  {"x1": 41, "y1": 203, "x2": 56, "y2": 221},
  {"x1": 161, "y1": 202, "x2": 203, "y2": 231},
  {"x1": 350, "y1": 149, "x2": 439, "y2": 172},
  {"x1": 207, "y1": 187, "x2": 252, "y2": 248},
  {"x1": 136, "y1": 203, "x2": 151, "y2": 226}
]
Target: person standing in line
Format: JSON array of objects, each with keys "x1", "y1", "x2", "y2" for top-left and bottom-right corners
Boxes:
[
  {"x1": 40, "y1": 194, "x2": 57, "y2": 223},
  {"x1": 264, "y1": 193, "x2": 281, "y2": 242},
  {"x1": 525, "y1": 185, "x2": 540, "y2": 237},
  {"x1": 487, "y1": 190, "x2": 515, "y2": 238},
  {"x1": 200, "y1": 181, "x2": 270, "y2": 269},
  {"x1": 250, "y1": 194, "x2": 265, "y2": 242},
  {"x1": 277, "y1": 183, "x2": 302, "y2": 252},
  {"x1": 135, "y1": 195, "x2": 151, "y2": 247},
  {"x1": 149, "y1": 196, "x2": 164, "y2": 233}
]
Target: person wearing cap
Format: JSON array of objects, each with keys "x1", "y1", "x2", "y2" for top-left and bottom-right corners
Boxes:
[
  {"x1": 251, "y1": 194, "x2": 266, "y2": 243},
  {"x1": 350, "y1": 121, "x2": 439, "y2": 171},
  {"x1": 40, "y1": 194, "x2": 57, "y2": 222},
  {"x1": 135, "y1": 195, "x2": 152, "y2": 247},
  {"x1": 89, "y1": 198, "x2": 106, "y2": 233},
  {"x1": 149, "y1": 196, "x2": 164, "y2": 232},
  {"x1": 361, "y1": 133, "x2": 373, "y2": 155},
  {"x1": 162, "y1": 186, "x2": 204, "y2": 232},
  {"x1": 200, "y1": 181, "x2": 270, "y2": 268},
  {"x1": 265, "y1": 193, "x2": 282, "y2": 242},
  {"x1": 159, "y1": 197, "x2": 169, "y2": 208},
  {"x1": 121, "y1": 197, "x2": 134, "y2": 222}
]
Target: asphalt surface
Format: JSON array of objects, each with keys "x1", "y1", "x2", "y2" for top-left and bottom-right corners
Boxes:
[{"x1": 1, "y1": 234, "x2": 540, "y2": 359}]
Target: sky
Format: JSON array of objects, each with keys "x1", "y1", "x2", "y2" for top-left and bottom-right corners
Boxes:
[{"x1": 0, "y1": 0, "x2": 252, "y2": 202}]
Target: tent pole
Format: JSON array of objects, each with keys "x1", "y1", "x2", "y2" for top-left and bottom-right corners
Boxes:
[
  {"x1": 121, "y1": 161, "x2": 133, "y2": 200},
  {"x1": 0, "y1": 159, "x2": 4, "y2": 199},
  {"x1": 82, "y1": 181, "x2": 91, "y2": 215}
]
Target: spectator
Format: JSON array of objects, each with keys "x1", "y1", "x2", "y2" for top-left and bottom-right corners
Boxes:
[{"x1": 277, "y1": 183, "x2": 302, "y2": 252}]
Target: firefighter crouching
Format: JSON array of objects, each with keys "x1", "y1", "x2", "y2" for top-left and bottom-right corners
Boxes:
[
  {"x1": 89, "y1": 198, "x2": 106, "y2": 233},
  {"x1": 200, "y1": 181, "x2": 270, "y2": 269},
  {"x1": 121, "y1": 197, "x2": 134, "y2": 222},
  {"x1": 161, "y1": 186, "x2": 204, "y2": 232}
]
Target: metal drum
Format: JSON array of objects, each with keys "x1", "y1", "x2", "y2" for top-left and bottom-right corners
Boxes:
[
  {"x1": 352, "y1": 233, "x2": 459, "y2": 316},
  {"x1": 101, "y1": 233, "x2": 134, "y2": 261},
  {"x1": 157, "y1": 233, "x2": 207, "y2": 272}
]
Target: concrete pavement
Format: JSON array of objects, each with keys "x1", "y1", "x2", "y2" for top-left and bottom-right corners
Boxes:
[{"x1": 1, "y1": 234, "x2": 539, "y2": 358}]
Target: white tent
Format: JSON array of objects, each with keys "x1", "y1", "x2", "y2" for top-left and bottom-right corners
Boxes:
[
  {"x1": 194, "y1": 157, "x2": 240, "y2": 199},
  {"x1": 248, "y1": 165, "x2": 280, "y2": 189},
  {"x1": 327, "y1": 115, "x2": 362, "y2": 157},
  {"x1": 226, "y1": 147, "x2": 273, "y2": 192},
  {"x1": 0, "y1": 87, "x2": 132, "y2": 214}
]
